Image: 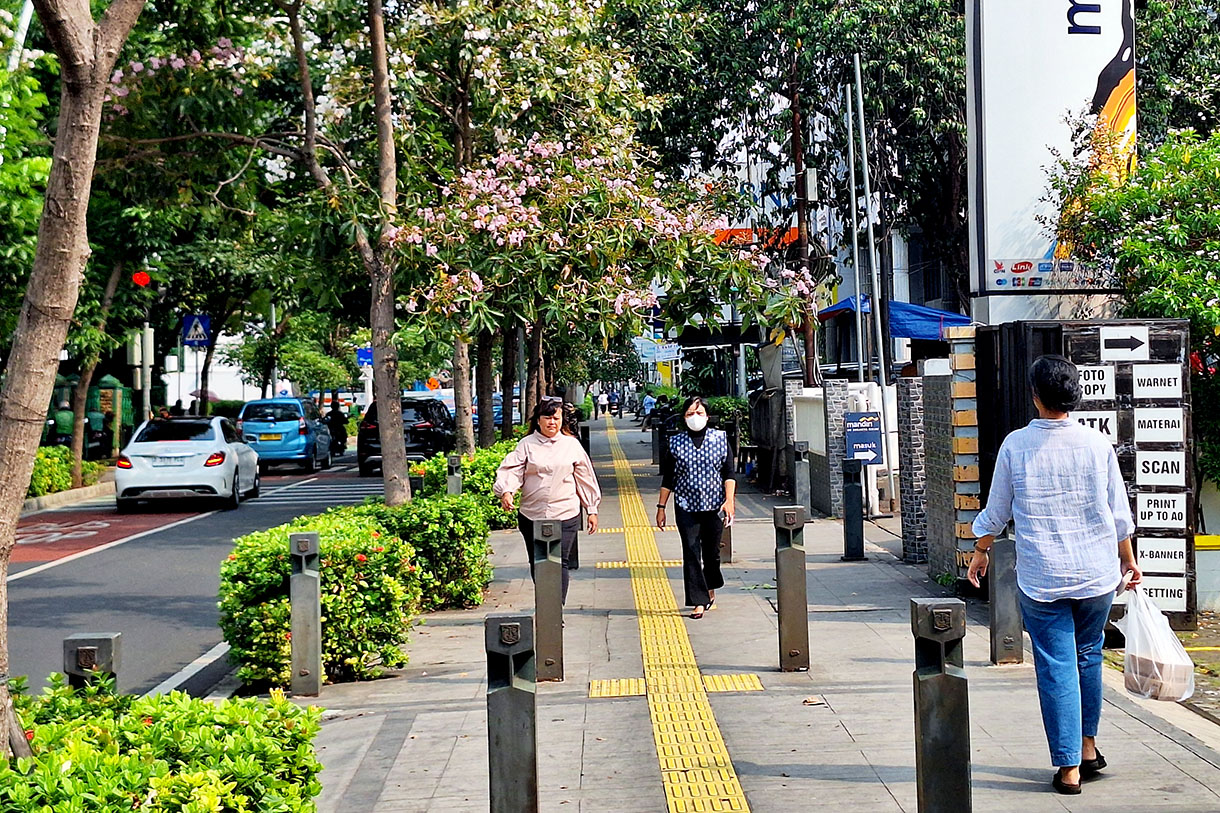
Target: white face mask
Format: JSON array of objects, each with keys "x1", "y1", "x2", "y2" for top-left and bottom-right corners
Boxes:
[{"x1": 685, "y1": 414, "x2": 708, "y2": 432}]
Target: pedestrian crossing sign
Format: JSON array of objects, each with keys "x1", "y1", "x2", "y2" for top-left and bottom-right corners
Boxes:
[{"x1": 182, "y1": 315, "x2": 211, "y2": 347}]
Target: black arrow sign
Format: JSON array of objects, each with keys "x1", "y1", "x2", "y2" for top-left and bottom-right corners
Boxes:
[{"x1": 1104, "y1": 335, "x2": 1145, "y2": 351}]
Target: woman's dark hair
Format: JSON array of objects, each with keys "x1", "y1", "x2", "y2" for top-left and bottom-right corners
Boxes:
[
  {"x1": 1028, "y1": 355, "x2": 1082, "y2": 413},
  {"x1": 679, "y1": 395, "x2": 707, "y2": 416},
  {"x1": 561, "y1": 402, "x2": 581, "y2": 436},
  {"x1": 528, "y1": 397, "x2": 563, "y2": 434}
]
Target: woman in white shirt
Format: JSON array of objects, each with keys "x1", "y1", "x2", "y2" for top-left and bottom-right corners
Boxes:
[
  {"x1": 969, "y1": 355, "x2": 1141, "y2": 796},
  {"x1": 494, "y1": 398, "x2": 601, "y2": 604}
]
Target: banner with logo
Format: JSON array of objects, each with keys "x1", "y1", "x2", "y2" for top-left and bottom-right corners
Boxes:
[{"x1": 967, "y1": 0, "x2": 1135, "y2": 295}]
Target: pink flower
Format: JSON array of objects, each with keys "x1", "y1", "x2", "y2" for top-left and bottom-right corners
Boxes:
[
  {"x1": 170, "y1": 56, "x2": 186, "y2": 70},
  {"x1": 218, "y1": 37, "x2": 233, "y2": 49},
  {"x1": 115, "y1": 86, "x2": 130, "y2": 97},
  {"x1": 233, "y1": 87, "x2": 244, "y2": 96},
  {"x1": 426, "y1": 244, "x2": 439, "y2": 258},
  {"x1": 189, "y1": 49, "x2": 202, "y2": 64},
  {"x1": 131, "y1": 61, "x2": 144, "y2": 73},
  {"x1": 471, "y1": 273, "x2": 484, "y2": 293},
  {"x1": 110, "y1": 69, "x2": 123, "y2": 83}
]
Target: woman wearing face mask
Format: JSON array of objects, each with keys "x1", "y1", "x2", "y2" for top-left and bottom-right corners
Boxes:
[
  {"x1": 494, "y1": 398, "x2": 601, "y2": 605},
  {"x1": 656, "y1": 396, "x2": 736, "y2": 618}
]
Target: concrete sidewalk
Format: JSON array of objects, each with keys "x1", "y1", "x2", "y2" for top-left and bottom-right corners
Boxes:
[{"x1": 303, "y1": 418, "x2": 1220, "y2": 812}]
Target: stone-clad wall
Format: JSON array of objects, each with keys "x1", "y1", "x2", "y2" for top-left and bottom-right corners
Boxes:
[
  {"x1": 924, "y1": 375, "x2": 956, "y2": 579},
  {"x1": 897, "y1": 378, "x2": 927, "y2": 563},
  {"x1": 823, "y1": 379, "x2": 849, "y2": 518},
  {"x1": 811, "y1": 451, "x2": 831, "y2": 516}
]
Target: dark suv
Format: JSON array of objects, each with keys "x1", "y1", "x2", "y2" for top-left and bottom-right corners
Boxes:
[{"x1": 357, "y1": 397, "x2": 456, "y2": 476}]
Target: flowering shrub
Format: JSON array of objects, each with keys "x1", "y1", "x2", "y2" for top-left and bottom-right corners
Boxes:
[
  {"x1": 219, "y1": 508, "x2": 421, "y2": 686},
  {"x1": 351, "y1": 495, "x2": 493, "y2": 611},
  {"x1": 1, "y1": 674, "x2": 321, "y2": 811}
]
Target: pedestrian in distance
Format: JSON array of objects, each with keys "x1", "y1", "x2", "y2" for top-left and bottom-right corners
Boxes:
[
  {"x1": 325, "y1": 406, "x2": 348, "y2": 455},
  {"x1": 656, "y1": 395, "x2": 736, "y2": 619},
  {"x1": 53, "y1": 400, "x2": 74, "y2": 446},
  {"x1": 157, "y1": 406, "x2": 172, "y2": 420},
  {"x1": 494, "y1": 397, "x2": 602, "y2": 605},
  {"x1": 607, "y1": 390, "x2": 620, "y2": 417},
  {"x1": 170, "y1": 399, "x2": 185, "y2": 417},
  {"x1": 597, "y1": 390, "x2": 609, "y2": 418},
  {"x1": 968, "y1": 355, "x2": 1141, "y2": 796}
]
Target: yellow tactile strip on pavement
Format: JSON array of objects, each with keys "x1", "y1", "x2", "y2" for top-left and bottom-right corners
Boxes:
[
  {"x1": 590, "y1": 678, "x2": 647, "y2": 697},
  {"x1": 596, "y1": 560, "x2": 682, "y2": 569},
  {"x1": 605, "y1": 418, "x2": 751, "y2": 813},
  {"x1": 591, "y1": 674, "x2": 764, "y2": 698}
]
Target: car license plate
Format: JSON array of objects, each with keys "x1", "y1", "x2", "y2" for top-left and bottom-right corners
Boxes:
[
  {"x1": 152, "y1": 456, "x2": 185, "y2": 467},
  {"x1": 259, "y1": 433, "x2": 282, "y2": 441}
]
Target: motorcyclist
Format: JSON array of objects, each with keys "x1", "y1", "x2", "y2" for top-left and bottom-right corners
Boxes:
[{"x1": 326, "y1": 406, "x2": 348, "y2": 455}]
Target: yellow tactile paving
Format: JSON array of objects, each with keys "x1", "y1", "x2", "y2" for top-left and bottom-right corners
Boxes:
[
  {"x1": 590, "y1": 678, "x2": 647, "y2": 697},
  {"x1": 703, "y1": 674, "x2": 764, "y2": 693},
  {"x1": 595, "y1": 559, "x2": 682, "y2": 569},
  {"x1": 605, "y1": 418, "x2": 751, "y2": 813}
]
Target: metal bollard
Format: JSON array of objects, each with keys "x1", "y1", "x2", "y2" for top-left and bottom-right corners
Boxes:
[
  {"x1": 719, "y1": 524, "x2": 733, "y2": 564},
  {"x1": 408, "y1": 474, "x2": 424, "y2": 497},
  {"x1": 842, "y1": 459, "x2": 867, "y2": 561},
  {"x1": 63, "y1": 632, "x2": 121, "y2": 691},
  {"x1": 651, "y1": 425, "x2": 660, "y2": 465},
  {"x1": 446, "y1": 455, "x2": 463, "y2": 496},
  {"x1": 911, "y1": 598, "x2": 971, "y2": 813},
  {"x1": 579, "y1": 424, "x2": 590, "y2": 453},
  {"x1": 486, "y1": 613, "x2": 539, "y2": 813},
  {"x1": 290, "y1": 532, "x2": 323, "y2": 696},
  {"x1": 988, "y1": 536, "x2": 1023, "y2": 665},
  {"x1": 774, "y1": 506, "x2": 809, "y2": 671},
  {"x1": 793, "y1": 441, "x2": 812, "y2": 514},
  {"x1": 532, "y1": 519, "x2": 564, "y2": 681}
]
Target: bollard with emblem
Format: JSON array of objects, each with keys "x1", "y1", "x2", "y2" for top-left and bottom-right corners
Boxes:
[
  {"x1": 486, "y1": 612, "x2": 539, "y2": 813},
  {"x1": 792, "y1": 441, "x2": 812, "y2": 514},
  {"x1": 446, "y1": 455, "x2": 463, "y2": 496},
  {"x1": 911, "y1": 598, "x2": 971, "y2": 813},
  {"x1": 842, "y1": 459, "x2": 867, "y2": 561},
  {"x1": 719, "y1": 523, "x2": 733, "y2": 564},
  {"x1": 774, "y1": 506, "x2": 810, "y2": 671},
  {"x1": 988, "y1": 536, "x2": 1023, "y2": 665},
  {"x1": 290, "y1": 532, "x2": 323, "y2": 697},
  {"x1": 579, "y1": 423, "x2": 590, "y2": 454},
  {"x1": 63, "y1": 632, "x2": 122, "y2": 691},
  {"x1": 531, "y1": 519, "x2": 564, "y2": 681}
]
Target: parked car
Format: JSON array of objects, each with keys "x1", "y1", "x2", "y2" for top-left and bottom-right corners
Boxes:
[
  {"x1": 115, "y1": 417, "x2": 260, "y2": 512},
  {"x1": 473, "y1": 392, "x2": 504, "y2": 429},
  {"x1": 357, "y1": 396, "x2": 456, "y2": 476},
  {"x1": 237, "y1": 397, "x2": 332, "y2": 473}
]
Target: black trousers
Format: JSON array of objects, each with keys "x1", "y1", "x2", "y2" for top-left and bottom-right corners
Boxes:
[
  {"x1": 518, "y1": 513, "x2": 580, "y2": 605},
  {"x1": 674, "y1": 506, "x2": 724, "y2": 607}
]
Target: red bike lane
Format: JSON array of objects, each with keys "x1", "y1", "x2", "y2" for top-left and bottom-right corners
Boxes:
[{"x1": 13, "y1": 507, "x2": 202, "y2": 569}]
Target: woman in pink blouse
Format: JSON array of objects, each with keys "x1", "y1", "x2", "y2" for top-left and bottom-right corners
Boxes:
[{"x1": 494, "y1": 398, "x2": 602, "y2": 604}]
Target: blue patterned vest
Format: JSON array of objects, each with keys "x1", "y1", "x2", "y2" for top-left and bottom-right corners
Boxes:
[{"x1": 669, "y1": 429, "x2": 729, "y2": 512}]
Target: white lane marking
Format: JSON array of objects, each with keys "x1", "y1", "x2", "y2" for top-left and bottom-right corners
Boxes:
[
  {"x1": 8, "y1": 511, "x2": 218, "y2": 583},
  {"x1": 144, "y1": 642, "x2": 231, "y2": 697},
  {"x1": 9, "y1": 476, "x2": 325, "y2": 583}
]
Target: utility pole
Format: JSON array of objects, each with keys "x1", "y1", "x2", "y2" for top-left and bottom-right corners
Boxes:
[{"x1": 791, "y1": 46, "x2": 815, "y2": 388}]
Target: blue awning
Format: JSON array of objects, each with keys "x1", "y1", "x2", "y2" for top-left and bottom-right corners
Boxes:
[{"x1": 818, "y1": 296, "x2": 971, "y2": 341}]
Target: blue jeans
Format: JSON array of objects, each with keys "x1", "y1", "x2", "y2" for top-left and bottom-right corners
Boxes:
[{"x1": 1018, "y1": 590, "x2": 1114, "y2": 767}]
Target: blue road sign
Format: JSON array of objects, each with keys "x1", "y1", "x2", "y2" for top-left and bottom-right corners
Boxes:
[
  {"x1": 845, "y1": 411, "x2": 885, "y2": 465},
  {"x1": 356, "y1": 346, "x2": 374, "y2": 366},
  {"x1": 182, "y1": 315, "x2": 211, "y2": 348}
]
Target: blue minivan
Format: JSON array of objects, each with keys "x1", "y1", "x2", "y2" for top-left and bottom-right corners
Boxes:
[{"x1": 238, "y1": 397, "x2": 332, "y2": 473}]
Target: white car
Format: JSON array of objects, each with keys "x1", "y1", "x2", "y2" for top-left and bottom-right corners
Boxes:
[{"x1": 115, "y1": 417, "x2": 260, "y2": 513}]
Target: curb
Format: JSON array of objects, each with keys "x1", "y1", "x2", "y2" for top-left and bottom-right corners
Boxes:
[{"x1": 21, "y1": 480, "x2": 115, "y2": 516}]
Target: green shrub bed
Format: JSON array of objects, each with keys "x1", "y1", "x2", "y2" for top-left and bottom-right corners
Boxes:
[
  {"x1": 350, "y1": 495, "x2": 492, "y2": 611},
  {"x1": 27, "y1": 447, "x2": 106, "y2": 498},
  {"x1": 219, "y1": 508, "x2": 422, "y2": 686},
  {"x1": 0, "y1": 675, "x2": 322, "y2": 812},
  {"x1": 412, "y1": 439, "x2": 519, "y2": 529}
]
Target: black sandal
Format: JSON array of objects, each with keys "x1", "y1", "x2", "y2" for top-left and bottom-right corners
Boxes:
[
  {"x1": 1052, "y1": 769, "x2": 1081, "y2": 795},
  {"x1": 689, "y1": 605, "x2": 705, "y2": 619},
  {"x1": 1080, "y1": 751, "x2": 1106, "y2": 778}
]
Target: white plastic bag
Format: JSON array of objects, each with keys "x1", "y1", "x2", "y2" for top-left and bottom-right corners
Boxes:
[{"x1": 1113, "y1": 586, "x2": 1195, "y2": 702}]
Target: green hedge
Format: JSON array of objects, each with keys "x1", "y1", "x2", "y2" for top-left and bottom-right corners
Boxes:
[
  {"x1": 349, "y1": 495, "x2": 493, "y2": 611},
  {"x1": 28, "y1": 447, "x2": 105, "y2": 498},
  {"x1": 706, "y1": 396, "x2": 750, "y2": 444},
  {"x1": 412, "y1": 439, "x2": 519, "y2": 529},
  {"x1": 219, "y1": 507, "x2": 422, "y2": 686},
  {"x1": 1, "y1": 674, "x2": 321, "y2": 811}
]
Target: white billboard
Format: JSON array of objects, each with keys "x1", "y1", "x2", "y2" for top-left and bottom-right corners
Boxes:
[{"x1": 967, "y1": 0, "x2": 1136, "y2": 296}]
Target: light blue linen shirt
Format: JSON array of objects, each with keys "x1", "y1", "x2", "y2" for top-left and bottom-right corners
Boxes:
[{"x1": 972, "y1": 418, "x2": 1134, "y2": 602}]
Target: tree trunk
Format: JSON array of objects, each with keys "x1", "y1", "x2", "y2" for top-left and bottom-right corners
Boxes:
[
  {"x1": 500, "y1": 325, "x2": 517, "y2": 440},
  {"x1": 453, "y1": 337, "x2": 475, "y2": 454},
  {"x1": 475, "y1": 328, "x2": 496, "y2": 448},
  {"x1": 525, "y1": 322, "x2": 543, "y2": 421},
  {"x1": 70, "y1": 260, "x2": 123, "y2": 486},
  {"x1": 199, "y1": 337, "x2": 217, "y2": 417},
  {"x1": 0, "y1": 0, "x2": 147, "y2": 758},
  {"x1": 370, "y1": 256, "x2": 409, "y2": 504}
]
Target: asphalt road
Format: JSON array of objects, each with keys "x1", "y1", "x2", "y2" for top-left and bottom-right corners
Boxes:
[{"x1": 8, "y1": 453, "x2": 383, "y2": 695}]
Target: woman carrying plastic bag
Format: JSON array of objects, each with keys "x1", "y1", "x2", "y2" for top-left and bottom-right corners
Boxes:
[{"x1": 1114, "y1": 585, "x2": 1195, "y2": 702}]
